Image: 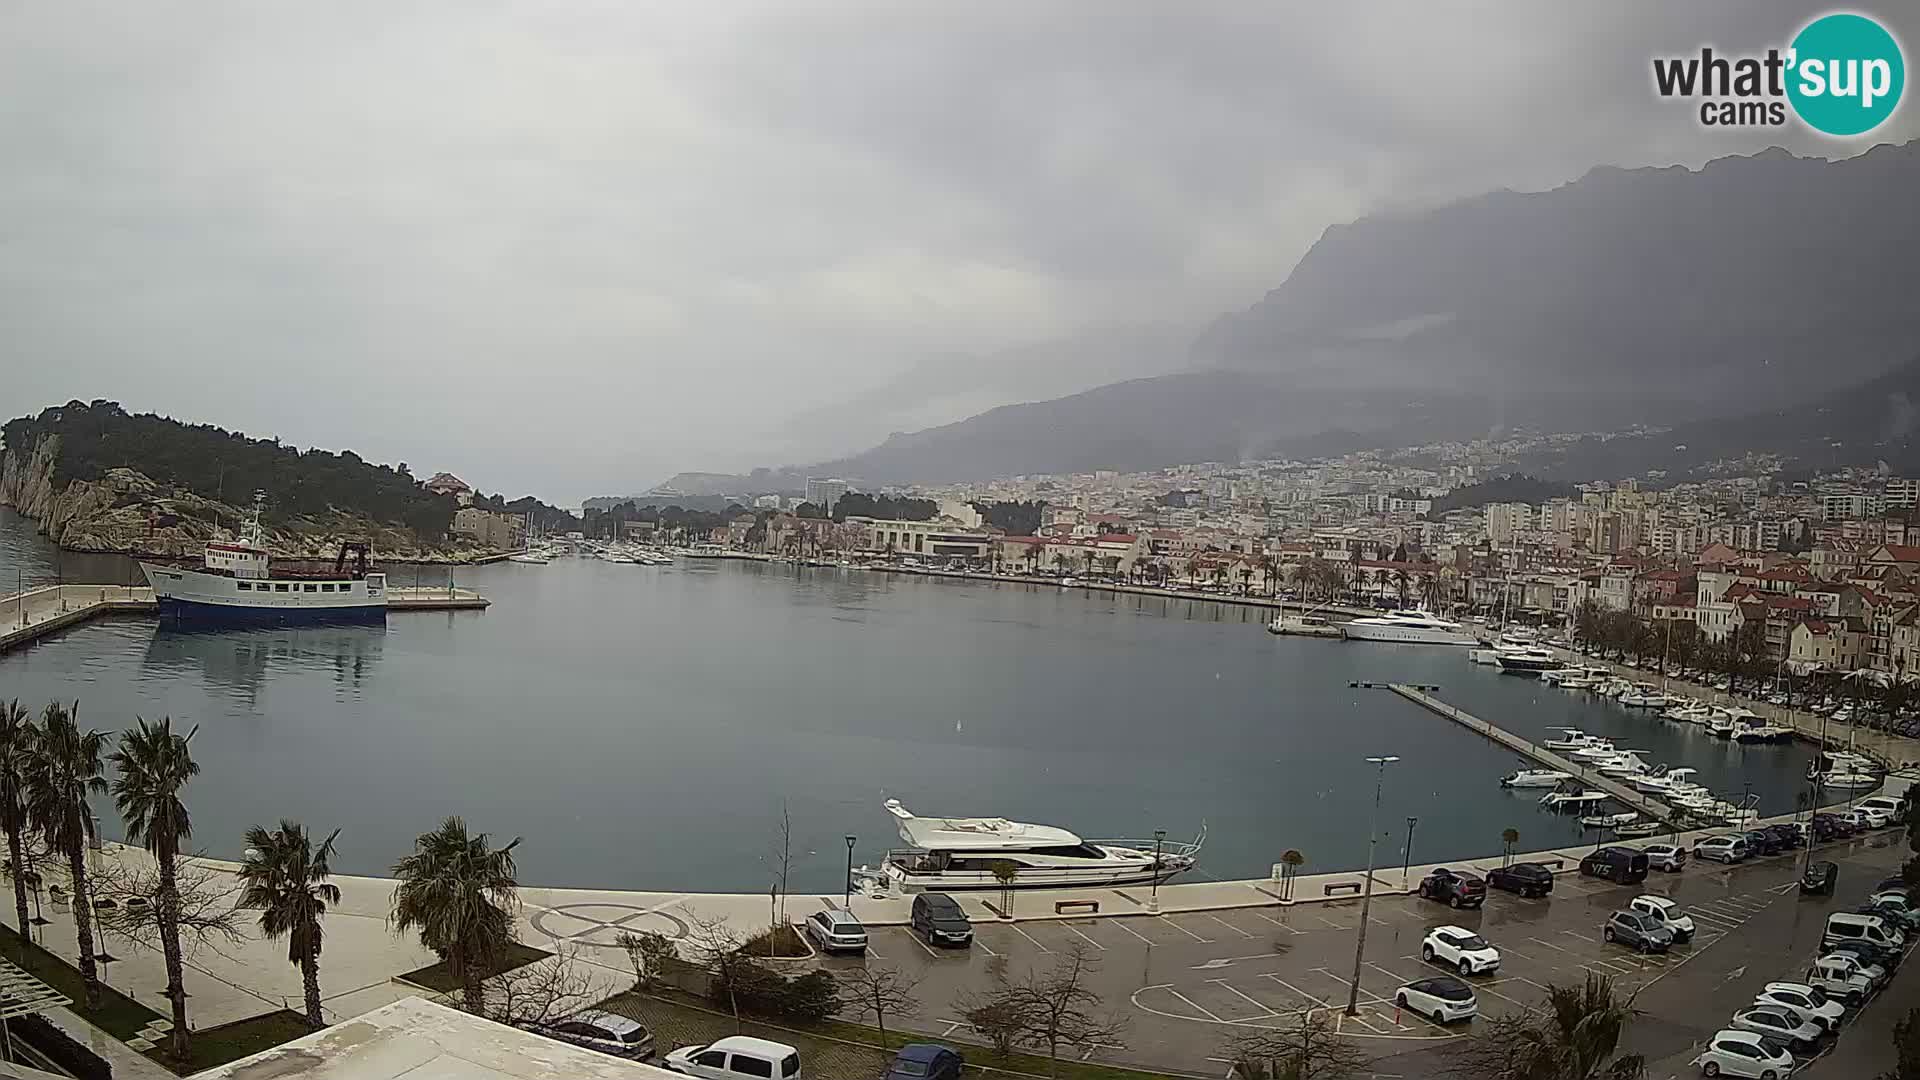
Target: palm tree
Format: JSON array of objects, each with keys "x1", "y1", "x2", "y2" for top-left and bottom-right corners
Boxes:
[
  {"x1": 1453, "y1": 972, "x2": 1644, "y2": 1079},
  {"x1": 110, "y1": 717, "x2": 199, "y2": 1058},
  {"x1": 0, "y1": 701, "x2": 36, "y2": 960},
  {"x1": 238, "y1": 821, "x2": 341, "y2": 1029},
  {"x1": 26, "y1": 701, "x2": 107, "y2": 1010},
  {"x1": 390, "y1": 817, "x2": 522, "y2": 1014}
]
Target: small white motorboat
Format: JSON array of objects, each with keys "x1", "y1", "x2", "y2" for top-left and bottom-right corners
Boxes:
[
  {"x1": 1540, "y1": 791, "x2": 1610, "y2": 812},
  {"x1": 1568, "y1": 742, "x2": 1622, "y2": 762},
  {"x1": 1501, "y1": 769, "x2": 1574, "y2": 789},
  {"x1": 1544, "y1": 729, "x2": 1602, "y2": 751},
  {"x1": 1580, "y1": 811, "x2": 1639, "y2": 828}
]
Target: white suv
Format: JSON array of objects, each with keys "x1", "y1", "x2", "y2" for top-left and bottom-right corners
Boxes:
[
  {"x1": 1629, "y1": 895, "x2": 1696, "y2": 943},
  {"x1": 1753, "y1": 982, "x2": 1843, "y2": 1034},
  {"x1": 1420, "y1": 925, "x2": 1501, "y2": 975}
]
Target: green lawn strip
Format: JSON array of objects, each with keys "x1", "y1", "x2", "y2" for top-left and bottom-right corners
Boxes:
[
  {"x1": 144, "y1": 1009, "x2": 312, "y2": 1075},
  {"x1": 0, "y1": 922, "x2": 164, "y2": 1039},
  {"x1": 600, "y1": 989, "x2": 1192, "y2": 1080},
  {"x1": 397, "y1": 941, "x2": 553, "y2": 993}
]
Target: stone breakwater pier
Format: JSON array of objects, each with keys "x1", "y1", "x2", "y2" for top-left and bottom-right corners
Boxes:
[{"x1": 0, "y1": 582, "x2": 489, "y2": 654}]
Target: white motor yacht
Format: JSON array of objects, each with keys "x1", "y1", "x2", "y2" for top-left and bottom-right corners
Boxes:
[
  {"x1": 1580, "y1": 811, "x2": 1639, "y2": 828},
  {"x1": 1540, "y1": 791, "x2": 1609, "y2": 812},
  {"x1": 1633, "y1": 766, "x2": 1699, "y2": 796},
  {"x1": 1663, "y1": 701, "x2": 1711, "y2": 723},
  {"x1": 1705, "y1": 709, "x2": 1740, "y2": 739},
  {"x1": 1568, "y1": 742, "x2": 1623, "y2": 763},
  {"x1": 1618, "y1": 684, "x2": 1668, "y2": 708},
  {"x1": 1596, "y1": 751, "x2": 1654, "y2": 778},
  {"x1": 1501, "y1": 768, "x2": 1574, "y2": 788},
  {"x1": 856, "y1": 799, "x2": 1201, "y2": 892},
  {"x1": 1544, "y1": 729, "x2": 1602, "y2": 751},
  {"x1": 1496, "y1": 646, "x2": 1564, "y2": 675},
  {"x1": 1341, "y1": 609, "x2": 1479, "y2": 646}
]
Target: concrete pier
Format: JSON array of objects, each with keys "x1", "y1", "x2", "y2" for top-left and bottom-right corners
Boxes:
[{"x1": 1389, "y1": 682, "x2": 1682, "y2": 826}]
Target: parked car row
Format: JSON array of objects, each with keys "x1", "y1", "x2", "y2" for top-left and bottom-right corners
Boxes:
[{"x1": 1692, "y1": 874, "x2": 1917, "y2": 1077}]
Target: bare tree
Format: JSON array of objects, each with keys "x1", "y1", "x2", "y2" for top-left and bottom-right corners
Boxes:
[
  {"x1": 483, "y1": 945, "x2": 609, "y2": 1027},
  {"x1": 765, "y1": 800, "x2": 793, "y2": 929},
  {"x1": 837, "y1": 963, "x2": 920, "y2": 1044},
  {"x1": 957, "y1": 942, "x2": 1126, "y2": 1076},
  {"x1": 682, "y1": 909, "x2": 751, "y2": 1028},
  {"x1": 91, "y1": 851, "x2": 245, "y2": 957},
  {"x1": 615, "y1": 929, "x2": 678, "y2": 992},
  {"x1": 1223, "y1": 1009, "x2": 1367, "y2": 1080}
]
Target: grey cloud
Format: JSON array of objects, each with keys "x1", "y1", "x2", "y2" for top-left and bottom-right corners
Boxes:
[{"x1": 2, "y1": 2, "x2": 1914, "y2": 500}]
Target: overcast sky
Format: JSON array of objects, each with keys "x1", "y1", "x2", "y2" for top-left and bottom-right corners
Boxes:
[{"x1": 3, "y1": 2, "x2": 1914, "y2": 503}]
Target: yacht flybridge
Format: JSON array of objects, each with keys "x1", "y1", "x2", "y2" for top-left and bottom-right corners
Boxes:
[{"x1": 855, "y1": 799, "x2": 1202, "y2": 893}]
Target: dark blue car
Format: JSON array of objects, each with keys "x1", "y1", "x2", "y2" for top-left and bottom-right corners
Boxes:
[{"x1": 886, "y1": 1043, "x2": 965, "y2": 1080}]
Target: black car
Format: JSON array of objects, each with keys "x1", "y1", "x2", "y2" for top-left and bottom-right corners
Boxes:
[
  {"x1": 1417, "y1": 868, "x2": 1487, "y2": 909},
  {"x1": 1580, "y1": 847, "x2": 1649, "y2": 884},
  {"x1": 910, "y1": 893, "x2": 974, "y2": 948},
  {"x1": 1486, "y1": 862, "x2": 1554, "y2": 899},
  {"x1": 1761, "y1": 823, "x2": 1805, "y2": 849},
  {"x1": 1877, "y1": 875, "x2": 1911, "y2": 893},
  {"x1": 1811, "y1": 812, "x2": 1855, "y2": 839},
  {"x1": 1801, "y1": 860, "x2": 1839, "y2": 895},
  {"x1": 1827, "y1": 937, "x2": 1902, "y2": 973},
  {"x1": 1741, "y1": 830, "x2": 1783, "y2": 857},
  {"x1": 885, "y1": 1043, "x2": 965, "y2": 1080}
]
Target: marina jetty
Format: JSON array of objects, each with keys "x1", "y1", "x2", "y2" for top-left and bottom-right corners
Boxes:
[
  {"x1": 1, "y1": 582, "x2": 488, "y2": 655},
  {"x1": 1388, "y1": 682, "x2": 1681, "y2": 827}
]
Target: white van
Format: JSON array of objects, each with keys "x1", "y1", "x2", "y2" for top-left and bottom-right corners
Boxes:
[
  {"x1": 666, "y1": 1036, "x2": 802, "y2": 1079},
  {"x1": 1823, "y1": 911, "x2": 1905, "y2": 952},
  {"x1": 1857, "y1": 794, "x2": 1908, "y2": 820}
]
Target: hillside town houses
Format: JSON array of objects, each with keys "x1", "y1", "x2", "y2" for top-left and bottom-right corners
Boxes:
[{"x1": 655, "y1": 429, "x2": 1920, "y2": 679}]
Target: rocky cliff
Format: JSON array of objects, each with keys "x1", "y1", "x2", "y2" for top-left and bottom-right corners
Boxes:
[{"x1": 0, "y1": 437, "x2": 499, "y2": 563}]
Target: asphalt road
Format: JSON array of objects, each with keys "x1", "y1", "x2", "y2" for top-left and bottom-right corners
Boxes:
[{"x1": 811, "y1": 829, "x2": 1913, "y2": 1077}]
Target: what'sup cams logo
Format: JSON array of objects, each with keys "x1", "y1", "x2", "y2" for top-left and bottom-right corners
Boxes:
[{"x1": 1653, "y1": 11, "x2": 1904, "y2": 135}]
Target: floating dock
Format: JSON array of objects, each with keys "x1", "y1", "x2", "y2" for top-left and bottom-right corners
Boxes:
[
  {"x1": 1, "y1": 582, "x2": 489, "y2": 655},
  {"x1": 1388, "y1": 682, "x2": 1680, "y2": 827}
]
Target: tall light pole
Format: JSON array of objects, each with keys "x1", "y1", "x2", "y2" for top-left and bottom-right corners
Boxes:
[
  {"x1": 1347, "y1": 755, "x2": 1399, "y2": 1016},
  {"x1": 1149, "y1": 829, "x2": 1167, "y2": 913},
  {"x1": 1401, "y1": 817, "x2": 1419, "y2": 889},
  {"x1": 844, "y1": 835, "x2": 857, "y2": 910}
]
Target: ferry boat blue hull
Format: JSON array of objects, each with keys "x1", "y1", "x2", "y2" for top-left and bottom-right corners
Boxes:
[{"x1": 157, "y1": 596, "x2": 387, "y2": 624}]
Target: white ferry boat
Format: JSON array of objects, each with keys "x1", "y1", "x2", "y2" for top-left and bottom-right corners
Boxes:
[
  {"x1": 854, "y1": 799, "x2": 1201, "y2": 892},
  {"x1": 139, "y1": 500, "x2": 386, "y2": 622},
  {"x1": 1340, "y1": 609, "x2": 1479, "y2": 646}
]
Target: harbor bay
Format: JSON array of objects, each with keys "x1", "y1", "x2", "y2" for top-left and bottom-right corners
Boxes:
[{"x1": 0, "y1": 509, "x2": 1821, "y2": 895}]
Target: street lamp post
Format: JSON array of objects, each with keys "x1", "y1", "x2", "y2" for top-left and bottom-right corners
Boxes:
[
  {"x1": 1347, "y1": 755, "x2": 1399, "y2": 1016},
  {"x1": 1149, "y1": 829, "x2": 1166, "y2": 914},
  {"x1": 1401, "y1": 817, "x2": 1418, "y2": 889},
  {"x1": 843, "y1": 835, "x2": 857, "y2": 911}
]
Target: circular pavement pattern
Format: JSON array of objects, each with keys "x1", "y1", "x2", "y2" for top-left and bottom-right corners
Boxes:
[{"x1": 528, "y1": 902, "x2": 691, "y2": 948}]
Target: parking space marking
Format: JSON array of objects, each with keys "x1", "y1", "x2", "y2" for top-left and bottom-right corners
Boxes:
[
  {"x1": 1316, "y1": 916, "x2": 1351, "y2": 931},
  {"x1": 1498, "y1": 944, "x2": 1539, "y2": 963},
  {"x1": 1562, "y1": 930, "x2": 1598, "y2": 944},
  {"x1": 1110, "y1": 919, "x2": 1157, "y2": 946},
  {"x1": 1517, "y1": 976, "x2": 1554, "y2": 992},
  {"x1": 1245, "y1": 909, "x2": 1306, "y2": 934},
  {"x1": 974, "y1": 935, "x2": 1000, "y2": 957},
  {"x1": 1003, "y1": 923, "x2": 1052, "y2": 954},
  {"x1": 1163, "y1": 987, "x2": 1226, "y2": 1023},
  {"x1": 902, "y1": 928, "x2": 941, "y2": 959},
  {"x1": 1528, "y1": 936, "x2": 1575, "y2": 954},
  {"x1": 1164, "y1": 917, "x2": 1215, "y2": 944},
  {"x1": 1206, "y1": 913, "x2": 1257, "y2": 940},
  {"x1": 1207, "y1": 979, "x2": 1281, "y2": 1020},
  {"x1": 1261, "y1": 974, "x2": 1331, "y2": 1009},
  {"x1": 1474, "y1": 981, "x2": 1535, "y2": 1009},
  {"x1": 1062, "y1": 923, "x2": 1107, "y2": 951}
]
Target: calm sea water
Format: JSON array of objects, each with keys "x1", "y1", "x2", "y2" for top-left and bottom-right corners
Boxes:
[{"x1": 0, "y1": 508, "x2": 1820, "y2": 893}]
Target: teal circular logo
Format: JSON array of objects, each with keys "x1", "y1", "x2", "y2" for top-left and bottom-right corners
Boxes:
[{"x1": 1787, "y1": 13, "x2": 1905, "y2": 136}]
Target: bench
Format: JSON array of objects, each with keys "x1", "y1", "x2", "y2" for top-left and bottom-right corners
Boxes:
[
  {"x1": 1324, "y1": 881, "x2": 1363, "y2": 897},
  {"x1": 1054, "y1": 900, "x2": 1099, "y2": 916}
]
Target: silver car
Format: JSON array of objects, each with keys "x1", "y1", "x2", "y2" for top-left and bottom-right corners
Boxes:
[
  {"x1": 802, "y1": 908, "x2": 869, "y2": 954},
  {"x1": 528, "y1": 1009, "x2": 655, "y2": 1059}
]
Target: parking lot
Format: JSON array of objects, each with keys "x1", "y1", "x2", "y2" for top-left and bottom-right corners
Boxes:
[{"x1": 806, "y1": 829, "x2": 1913, "y2": 1076}]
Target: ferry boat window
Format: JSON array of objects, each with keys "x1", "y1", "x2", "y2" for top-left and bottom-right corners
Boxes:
[
  {"x1": 274, "y1": 583, "x2": 290, "y2": 592},
  {"x1": 236, "y1": 582, "x2": 252, "y2": 591},
  {"x1": 303, "y1": 584, "x2": 317, "y2": 592},
  {"x1": 321, "y1": 584, "x2": 335, "y2": 592}
]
